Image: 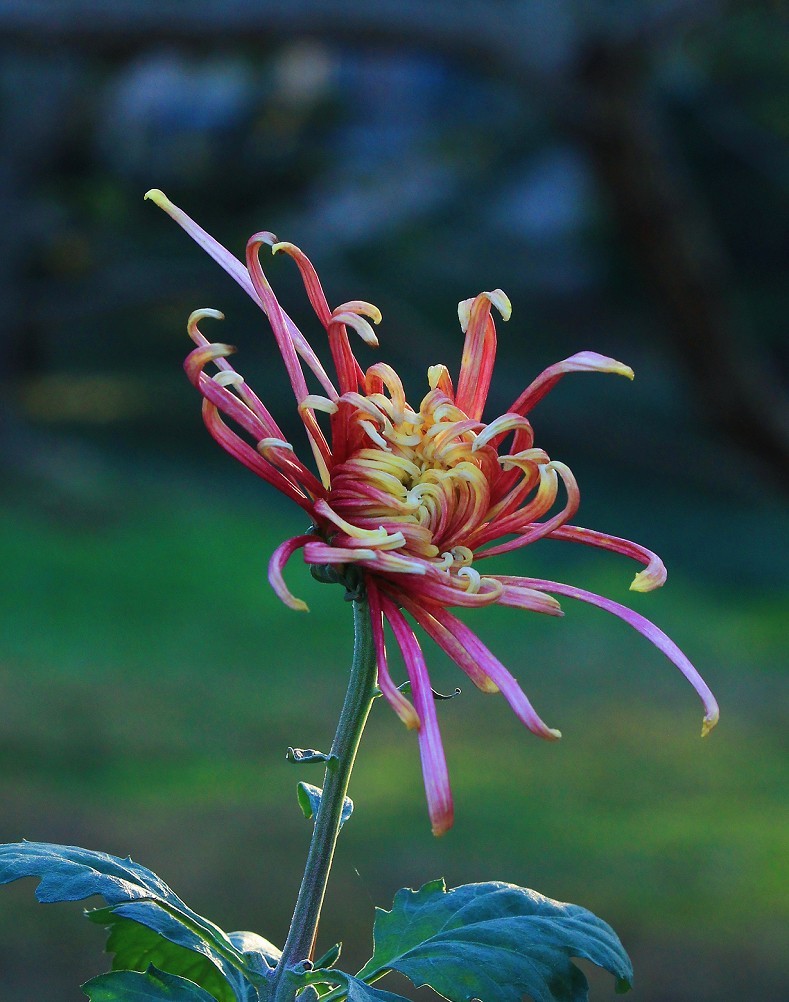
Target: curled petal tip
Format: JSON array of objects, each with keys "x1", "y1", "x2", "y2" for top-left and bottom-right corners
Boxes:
[
  {"x1": 701, "y1": 707, "x2": 719, "y2": 737},
  {"x1": 547, "y1": 727, "x2": 562, "y2": 740},
  {"x1": 188, "y1": 308, "x2": 225, "y2": 328},
  {"x1": 143, "y1": 188, "x2": 170, "y2": 208},
  {"x1": 629, "y1": 566, "x2": 667, "y2": 592},
  {"x1": 488, "y1": 288, "x2": 512, "y2": 322}
]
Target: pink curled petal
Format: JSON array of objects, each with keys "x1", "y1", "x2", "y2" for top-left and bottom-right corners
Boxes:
[
  {"x1": 508, "y1": 350, "x2": 635, "y2": 416},
  {"x1": 502, "y1": 576, "x2": 720, "y2": 737},
  {"x1": 269, "y1": 239, "x2": 333, "y2": 325},
  {"x1": 475, "y1": 461, "x2": 580, "y2": 559},
  {"x1": 184, "y1": 342, "x2": 237, "y2": 388},
  {"x1": 201, "y1": 402, "x2": 311, "y2": 509},
  {"x1": 268, "y1": 535, "x2": 313, "y2": 611},
  {"x1": 367, "y1": 580, "x2": 420, "y2": 729},
  {"x1": 380, "y1": 597, "x2": 454, "y2": 836},
  {"x1": 456, "y1": 290, "x2": 510, "y2": 421},
  {"x1": 549, "y1": 525, "x2": 667, "y2": 591},
  {"x1": 409, "y1": 601, "x2": 561, "y2": 741}
]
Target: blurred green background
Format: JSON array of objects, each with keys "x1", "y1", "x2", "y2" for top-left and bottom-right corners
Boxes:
[{"x1": 0, "y1": 2, "x2": 787, "y2": 1000}]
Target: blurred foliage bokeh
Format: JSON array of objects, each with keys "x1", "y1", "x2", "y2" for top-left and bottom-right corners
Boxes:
[{"x1": 0, "y1": 2, "x2": 787, "y2": 1000}]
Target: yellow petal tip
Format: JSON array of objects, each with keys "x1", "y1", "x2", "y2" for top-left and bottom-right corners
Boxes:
[
  {"x1": 701, "y1": 711, "x2": 719, "y2": 738},
  {"x1": 143, "y1": 188, "x2": 169, "y2": 207}
]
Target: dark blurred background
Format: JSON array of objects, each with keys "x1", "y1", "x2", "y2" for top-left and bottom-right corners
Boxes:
[{"x1": 0, "y1": 1, "x2": 787, "y2": 999}]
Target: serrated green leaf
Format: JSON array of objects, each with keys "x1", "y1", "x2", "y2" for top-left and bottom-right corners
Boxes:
[
  {"x1": 83, "y1": 965, "x2": 220, "y2": 1001},
  {"x1": 297, "y1": 784, "x2": 353, "y2": 827},
  {"x1": 356, "y1": 879, "x2": 633, "y2": 1002},
  {"x1": 0, "y1": 842, "x2": 265, "y2": 1001},
  {"x1": 88, "y1": 909, "x2": 236, "y2": 1002}
]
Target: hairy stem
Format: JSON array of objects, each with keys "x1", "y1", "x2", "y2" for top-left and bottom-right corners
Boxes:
[{"x1": 270, "y1": 596, "x2": 378, "y2": 1001}]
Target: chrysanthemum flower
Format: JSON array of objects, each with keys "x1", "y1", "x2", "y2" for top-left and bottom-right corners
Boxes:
[{"x1": 146, "y1": 189, "x2": 719, "y2": 836}]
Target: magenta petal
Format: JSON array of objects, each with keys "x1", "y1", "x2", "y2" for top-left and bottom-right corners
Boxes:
[
  {"x1": 502, "y1": 577, "x2": 720, "y2": 736},
  {"x1": 549, "y1": 525, "x2": 667, "y2": 591},
  {"x1": 411, "y1": 601, "x2": 562, "y2": 741},
  {"x1": 367, "y1": 581, "x2": 420, "y2": 729},
  {"x1": 380, "y1": 597, "x2": 454, "y2": 836},
  {"x1": 268, "y1": 535, "x2": 314, "y2": 611}
]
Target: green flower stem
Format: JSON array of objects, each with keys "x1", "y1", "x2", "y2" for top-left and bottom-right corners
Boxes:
[{"x1": 270, "y1": 596, "x2": 378, "y2": 1002}]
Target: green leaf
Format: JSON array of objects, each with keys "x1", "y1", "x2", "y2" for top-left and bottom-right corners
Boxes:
[
  {"x1": 297, "y1": 784, "x2": 353, "y2": 827},
  {"x1": 338, "y1": 974, "x2": 409, "y2": 1002},
  {"x1": 356, "y1": 879, "x2": 634, "y2": 1002},
  {"x1": 307, "y1": 970, "x2": 408, "y2": 1002},
  {"x1": 88, "y1": 910, "x2": 238, "y2": 1002},
  {"x1": 313, "y1": 943, "x2": 342, "y2": 970},
  {"x1": 0, "y1": 842, "x2": 267, "y2": 1001},
  {"x1": 83, "y1": 965, "x2": 220, "y2": 1001}
]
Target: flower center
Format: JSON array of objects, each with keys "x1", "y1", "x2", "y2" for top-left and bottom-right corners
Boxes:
[{"x1": 329, "y1": 383, "x2": 495, "y2": 569}]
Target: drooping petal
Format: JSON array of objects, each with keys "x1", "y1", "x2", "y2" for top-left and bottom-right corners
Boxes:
[
  {"x1": 549, "y1": 525, "x2": 667, "y2": 591},
  {"x1": 508, "y1": 350, "x2": 634, "y2": 416},
  {"x1": 494, "y1": 576, "x2": 720, "y2": 736},
  {"x1": 380, "y1": 596, "x2": 454, "y2": 836},
  {"x1": 367, "y1": 580, "x2": 420, "y2": 729},
  {"x1": 402, "y1": 598, "x2": 562, "y2": 740},
  {"x1": 268, "y1": 535, "x2": 314, "y2": 611}
]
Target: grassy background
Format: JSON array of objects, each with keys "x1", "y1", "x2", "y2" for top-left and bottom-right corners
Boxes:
[{"x1": 1, "y1": 451, "x2": 786, "y2": 1000}]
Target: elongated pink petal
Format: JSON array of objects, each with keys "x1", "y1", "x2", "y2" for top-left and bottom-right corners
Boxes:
[
  {"x1": 404, "y1": 599, "x2": 562, "y2": 740},
  {"x1": 367, "y1": 580, "x2": 420, "y2": 728},
  {"x1": 380, "y1": 597, "x2": 454, "y2": 836},
  {"x1": 496, "y1": 576, "x2": 719, "y2": 736},
  {"x1": 268, "y1": 535, "x2": 313, "y2": 611},
  {"x1": 549, "y1": 525, "x2": 667, "y2": 591},
  {"x1": 508, "y1": 351, "x2": 634, "y2": 416},
  {"x1": 145, "y1": 191, "x2": 337, "y2": 398}
]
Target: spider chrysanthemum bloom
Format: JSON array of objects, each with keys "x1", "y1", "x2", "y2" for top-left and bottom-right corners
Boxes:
[{"x1": 146, "y1": 189, "x2": 718, "y2": 836}]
